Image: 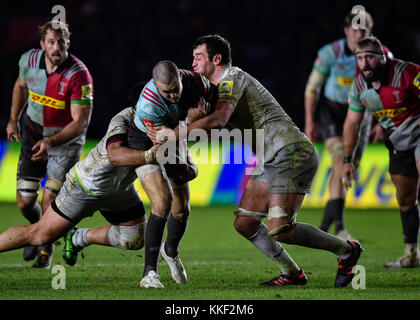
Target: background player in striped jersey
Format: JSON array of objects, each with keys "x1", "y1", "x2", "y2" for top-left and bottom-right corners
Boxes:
[
  {"x1": 342, "y1": 36, "x2": 420, "y2": 268},
  {"x1": 128, "y1": 61, "x2": 217, "y2": 288},
  {"x1": 304, "y1": 10, "x2": 392, "y2": 240},
  {"x1": 0, "y1": 107, "x2": 161, "y2": 280},
  {"x1": 147, "y1": 34, "x2": 363, "y2": 288},
  {"x1": 5, "y1": 20, "x2": 93, "y2": 268}
]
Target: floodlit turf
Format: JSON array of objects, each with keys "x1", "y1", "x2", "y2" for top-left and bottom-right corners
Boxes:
[{"x1": 0, "y1": 202, "x2": 419, "y2": 301}]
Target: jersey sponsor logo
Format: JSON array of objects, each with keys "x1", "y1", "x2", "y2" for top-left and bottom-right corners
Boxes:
[
  {"x1": 81, "y1": 84, "x2": 93, "y2": 100},
  {"x1": 373, "y1": 107, "x2": 407, "y2": 119},
  {"x1": 315, "y1": 57, "x2": 322, "y2": 67},
  {"x1": 337, "y1": 76, "x2": 354, "y2": 87},
  {"x1": 414, "y1": 72, "x2": 420, "y2": 90},
  {"x1": 142, "y1": 118, "x2": 155, "y2": 127},
  {"x1": 28, "y1": 90, "x2": 65, "y2": 109},
  {"x1": 218, "y1": 81, "x2": 233, "y2": 96}
]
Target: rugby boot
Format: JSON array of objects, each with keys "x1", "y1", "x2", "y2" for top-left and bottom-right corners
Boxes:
[
  {"x1": 384, "y1": 247, "x2": 420, "y2": 268},
  {"x1": 23, "y1": 246, "x2": 38, "y2": 261},
  {"x1": 63, "y1": 228, "x2": 83, "y2": 266},
  {"x1": 160, "y1": 242, "x2": 187, "y2": 284},
  {"x1": 260, "y1": 269, "x2": 307, "y2": 286},
  {"x1": 32, "y1": 250, "x2": 52, "y2": 269},
  {"x1": 335, "y1": 240, "x2": 363, "y2": 288},
  {"x1": 139, "y1": 270, "x2": 164, "y2": 288}
]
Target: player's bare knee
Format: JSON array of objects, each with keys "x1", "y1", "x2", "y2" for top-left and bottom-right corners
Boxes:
[
  {"x1": 108, "y1": 222, "x2": 146, "y2": 250},
  {"x1": 17, "y1": 197, "x2": 37, "y2": 213},
  {"x1": 397, "y1": 195, "x2": 417, "y2": 211},
  {"x1": 326, "y1": 139, "x2": 344, "y2": 160},
  {"x1": 267, "y1": 206, "x2": 297, "y2": 243},
  {"x1": 233, "y1": 215, "x2": 262, "y2": 238},
  {"x1": 394, "y1": 185, "x2": 417, "y2": 208},
  {"x1": 150, "y1": 192, "x2": 173, "y2": 216},
  {"x1": 171, "y1": 207, "x2": 190, "y2": 221}
]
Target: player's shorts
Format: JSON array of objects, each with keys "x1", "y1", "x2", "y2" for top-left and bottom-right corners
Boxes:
[
  {"x1": 17, "y1": 114, "x2": 79, "y2": 183},
  {"x1": 52, "y1": 171, "x2": 145, "y2": 224},
  {"x1": 384, "y1": 139, "x2": 419, "y2": 176},
  {"x1": 319, "y1": 98, "x2": 371, "y2": 166},
  {"x1": 250, "y1": 141, "x2": 318, "y2": 194},
  {"x1": 319, "y1": 98, "x2": 348, "y2": 140}
]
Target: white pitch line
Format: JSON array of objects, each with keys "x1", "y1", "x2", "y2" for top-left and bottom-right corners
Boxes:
[{"x1": 0, "y1": 260, "x2": 251, "y2": 268}]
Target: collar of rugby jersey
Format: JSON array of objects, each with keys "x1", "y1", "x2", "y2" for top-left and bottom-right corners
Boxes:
[
  {"x1": 217, "y1": 64, "x2": 232, "y2": 84},
  {"x1": 344, "y1": 41, "x2": 353, "y2": 56},
  {"x1": 365, "y1": 60, "x2": 391, "y2": 91}
]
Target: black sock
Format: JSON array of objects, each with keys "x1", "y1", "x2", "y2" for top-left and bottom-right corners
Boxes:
[
  {"x1": 320, "y1": 199, "x2": 344, "y2": 232},
  {"x1": 165, "y1": 214, "x2": 188, "y2": 258},
  {"x1": 143, "y1": 213, "x2": 167, "y2": 276},
  {"x1": 400, "y1": 205, "x2": 420, "y2": 244},
  {"x1": 333, "y1": 199, "x2": 346, "y2": 234}
]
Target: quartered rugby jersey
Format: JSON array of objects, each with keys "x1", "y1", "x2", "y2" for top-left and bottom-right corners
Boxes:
[
  {"x1": 216, "y1": 66, "x2": 308, "y2": 161},
  {"x1": 348, "y1": 59, "x2": 420, "y2": 132},
  {"x1": 19, "y1": 49, "x2": 94, "y2": 128},
  {"x1": 314, "y1": 38, "x2": 356, "y2": 104},
  {"x1": 134, "y1": 70, "x2": 215, "y2": 132}
]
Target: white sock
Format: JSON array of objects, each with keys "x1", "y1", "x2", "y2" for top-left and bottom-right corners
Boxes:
[
  {"x1": 72, "y1": 228, "x2": 90, "y2": 248},
  {"x1": 248, "y1": 224, "x2": 300, "y2": 273}
]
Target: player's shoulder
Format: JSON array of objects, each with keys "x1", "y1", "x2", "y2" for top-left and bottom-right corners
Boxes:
[
  {"x1": 401, "y1": 59, "x2": 420, "y2": 73},
  {"x1": 63, "y1": 54, "x2": 91, "y2": 81},
  {"x1": 19, "y1": 48, "x2": 44, "y2": 69},
  {"x1": 179, "y1": 69, "x2": 198, "y2": 79},
  {"x1": 353, "y1": 71, "x2": 367, "y2": 94},
  {"x1": 137, "y1": 80, "x2": 167, "y2": 114},
  {"x1": 318, "y1": 38, "x2": 343, "y2": 56},
  {"x1": 110, "y1": 107, "x2": 135, "y2": 127},
  {"x1": 180, "y1": 69, "x2": 212, "y2": 92},
  {"x1": 220, "y1": 66, "x2": 245, "y2": 81},
  {"x1": 389, "y1": 58, "x2": 413, "y2": 78}
]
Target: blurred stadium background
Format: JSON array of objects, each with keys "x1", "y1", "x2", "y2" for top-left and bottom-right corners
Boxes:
[{"x1": 1, "y1": 0, "x2": 418, "y2": 208}]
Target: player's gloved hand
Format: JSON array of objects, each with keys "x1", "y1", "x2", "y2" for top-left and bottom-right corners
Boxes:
[
  {"x1": 188, "y1": 97, "x2": 211, "y2": 123},
  {"x1": 6, "y1": 119, "x2": 20, "y2": 142},
  {"x1": 31, "y1": 139, "x2": 52, "y2": 161}
]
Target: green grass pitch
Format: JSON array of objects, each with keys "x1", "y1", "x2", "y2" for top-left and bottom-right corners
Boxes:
[{"x1": 0, "y1": 202, "x2": 419, "y2": 300}]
